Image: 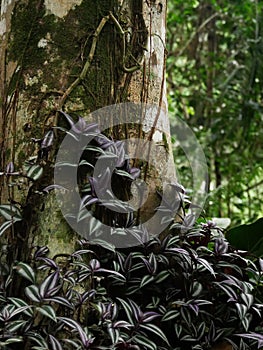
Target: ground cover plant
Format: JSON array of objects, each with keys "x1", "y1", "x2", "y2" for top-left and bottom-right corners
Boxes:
[
  {"x1": 0, "y1": 218, "x2": 263, "y2": 349},
  {"x1": 0, "y1": 114, "x2": 262, "y2": 349}
]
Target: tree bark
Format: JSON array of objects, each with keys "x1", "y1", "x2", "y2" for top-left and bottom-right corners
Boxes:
[{"x1": 0, "y1": 0, "x2": 175, "y2": 257}]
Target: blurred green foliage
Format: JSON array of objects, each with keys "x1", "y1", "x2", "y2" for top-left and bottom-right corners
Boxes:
[
  {"x1": 167, "y1": 0, "x2": 263, "y2": 227},
  {"x1": 226, "y1": 217, "x2": 263, "y2": 256}
]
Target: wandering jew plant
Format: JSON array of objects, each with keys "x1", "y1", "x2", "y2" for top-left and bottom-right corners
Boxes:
[
  {"x1": 0, "y1": 112, "x2": 262, "y2": 349},
  {"x1": 0, "y1": 224, "x2": 262, "y2": 349}
]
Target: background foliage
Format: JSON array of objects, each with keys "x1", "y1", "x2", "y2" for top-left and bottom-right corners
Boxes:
[{"x1": 167, "y1": 0, "x2": 263, "y2": 226}]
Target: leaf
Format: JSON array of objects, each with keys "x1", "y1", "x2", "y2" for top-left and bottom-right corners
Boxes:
[
  {"x1": 100, "y1": 199, "x2": 133, "y2": 212},
  {"x1": 89, "y1": 216, "x2": 104, "y2": 235},
  {"x1": 140, "y1": 275, "x2": 154, "y2": 288},
  {"x1": 191, "y1": 281, "x2": 203, "y2": 297},
  {"x1": 15, "y1": 262, "x2": 36, "y2": 283},
  {"x1": 149, "y1": 253, "x2": 157, "y2": 273},
  {"x1": 41, "y1": 130, "x2": 54, "y2": 148},
  {"x1": 0, "y1": 337, "x2": 23, "y2": 345},
  {"x1": 49, "y1": 335, "x2": 63, "y2": 350},
  {"x1": 28, "y1": 333, "x2": 48, "y2": 348},
  {"x1": 6, "y1": 320, "x2": 28, "y2": 332},
  {"x1": 0, "y1": 220, "x2": 15, "y2": 236},
  {"x1": 98, "y1": 151, "x2": 118, "y2": 161},
  {"x1": 54, "y1": 161, "x2": 78, "y2": 168},
  {"x1": 53, "y1": 126, "x2": 79, "y2": 141},
  {"x1": 197, "y1": 258, "x2": 215, "y2": 276},
  {"x1": 40, "y1": 271, "x2": 60, "y2": 298},
  {"x1": 140, "y1": 323, "x2": 170, "y2": 345},
  {"x1": 89, "y1": 259, "x2": 101, "y2": 271},
  {"x1": 97, "y1": 268, "x2": 126, "y2": 281},
  {"x1": 8, "y1": 297, "x2": 33, "y2": 316},
  {"x1": 236, "y1": 303, "x2": 248, "y2": 320},
  {"x1": 116, "y1": 298, "x2": 134, "y2": 325},
  {"x1": 25, "y1": 285, "x2": 41, "y2": 302},
  {"x1": 0, "y1": 204, "x2": 22, "y2": 221},
  {"x1": 129, "y1": 167, "x2": 140, "y2": 179},
  {"x1": 37, "y1": 257, "x2": 58, "y2": 270},
  {"x1": 174, "y1": 323, "x2": 183, "y2": 339},
  {"x1": 162, "y1": 310, "x2": 180, "y2": 322},
  {"x1": 0, "y1": 304, "x2": 15, "y2": 320},
  {"x1": 236, "y1": 332, "x2": 263, "y2": 347},
  {"x1": 240, "y1": 293, "x2": 254, "y2": 309},
  {"x1": 43, "y1": 184, "x2": 68, "y2": 193},
  {"x1": 155, "y1": 270, "x2": 170, "y2": 283},
  {"x1": 113, "y1": 320, "x2": 133, "y2": 329},
  {"x1": 27, "y1": 164, "x2": 43, "y2": 181},
  {"x1": 132, "y1": 334, "x2": 157, "y2": 350},
  {"x1": 45, "y1": 296, "x2": 73, "y2": 309},
  {"x1": 128, "y1": 299, "x2": 142, "y2": 323},
  {"x1": 85, "y1": 145, "x2": 105, "y2": 154},
  {"x1": 165, "y1": 247, "x2": 190, "y2": 256},
  {"x1": 91, "y1": 239, "x2": 116, "y2": 252},
  {"x1": 62, "y1": 339, "x2": 80, "y2": 348},
  {"x1": 213, "y1": 282, "x2": 237, "y2": 300},
  {"x1": 58, "y1": 317, "x2": 88, "y2": 346},
  {"x1": 141, "y1": 311, "x2": 160, "y2": 323},
  {"x1": 59, "y1": 110, "x2": 75, "y2": 127},
  {"x1": 79, "y1": 159, "x2": 94, "y2": 168},
  {"x1": 182, "y1": 213, "x2": 196, "y2": 228},
  {"x1": 36, "y1": 305, "x2": 57, "y2": 321},
  {"x1": 9, "y1": 305, "x2": 32, "y2": 318},
  {"x1": 115, "y1": 169, "x2": 134, "y2": 180},
  {"x1": 71, "y1": 249, "x2": 95, "y2": 259},
  {"x1": 241, "y1": 316, "x2": 250, "y2": 332},
  {"x1": 180, "y1": 306, "x2": 191, "y2": 326},
  {"x1": 6, "y1": 161, "x2": 14, "y2": 174},
  {"x1": 80, "y1": 195, "x2": 99, "y2": 209},
  {"x1": 108, "y1": 327, "x2": 120, "y2": 345}
]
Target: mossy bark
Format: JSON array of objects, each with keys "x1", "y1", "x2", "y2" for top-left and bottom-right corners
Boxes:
[{"x1": 0, "y1": 0, "x2": 175, "y2": 262}]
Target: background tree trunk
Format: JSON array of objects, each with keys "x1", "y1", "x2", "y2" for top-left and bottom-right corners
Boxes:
[{"x1": 0, "y1": 0, "x2": 175, "y2": 259}]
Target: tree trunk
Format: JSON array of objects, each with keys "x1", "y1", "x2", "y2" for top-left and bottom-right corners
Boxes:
[{"x1": 0, "y1": 0, "x2": 175, "y2": 257}]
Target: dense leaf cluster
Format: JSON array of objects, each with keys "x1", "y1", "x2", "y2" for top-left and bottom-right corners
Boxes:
[
  {"x1": 0, "y1": 221, "x2": 262, "y2": 350},
  {"x1": 0, "y1": 113, "x2": 262, "y2": 349}
]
